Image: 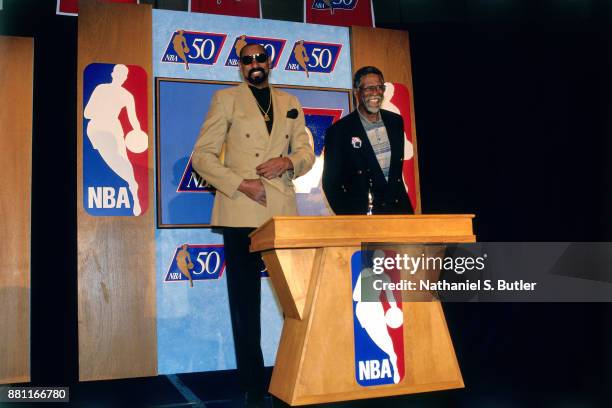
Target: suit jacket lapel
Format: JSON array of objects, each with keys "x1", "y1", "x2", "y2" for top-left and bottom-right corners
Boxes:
[
  {"x1": 351, "y1": 110, "x2": 387, "y2": 186},
  {"x1": 268, "y1": 86, "x2": 286, "y2": 151},
  {"x1": 238, "y1": 82, "x2": 269, "y2": 141}
]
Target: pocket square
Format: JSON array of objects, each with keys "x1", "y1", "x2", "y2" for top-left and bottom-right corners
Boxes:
[{"x1": 286, "y1": 109, "x2": 299, "y2": 119}]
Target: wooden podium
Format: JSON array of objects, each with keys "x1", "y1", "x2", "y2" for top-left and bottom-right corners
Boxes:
[{"x1": 250, "y1": 215, "x2": 476, "y2": 405}]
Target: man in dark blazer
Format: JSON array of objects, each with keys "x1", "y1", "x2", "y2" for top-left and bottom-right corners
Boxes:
[{"x1": 322, "y1": 66, "x2": 414, "y2": 215}]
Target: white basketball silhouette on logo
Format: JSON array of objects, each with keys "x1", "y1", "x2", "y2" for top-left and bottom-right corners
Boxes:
[
  {"x1": 125, "y1": 129, "x2": 148, "y2": 153},
  {"x1": 385, "y1": 306, "x2": 403, "y2": 329}
]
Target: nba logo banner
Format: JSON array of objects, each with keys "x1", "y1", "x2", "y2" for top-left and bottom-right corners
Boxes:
[
  {"x1": 305, "y1": 0, "x2": 374, "y2": 27},
  {"x1": 83, "y1": 63, "x2": 149, "y2": 216},
  {"x1": 351, "y1": 251, "x2": 405, "y2": 386},
  {"x1": 162, "y1": 30, "x2": 227, "y2": 70},
  {"x1": 225, "y1": 35, "x2": 287, "y2": 69},
  {"x1": 164, "y1": 244, "x2": 226, "y2": 286},
  {"x1": 381, "y1": 83, "x2": 416, "y2": 211},
  {"x1": 284, "y1": 41, "x2": 342, "y2": 76}
]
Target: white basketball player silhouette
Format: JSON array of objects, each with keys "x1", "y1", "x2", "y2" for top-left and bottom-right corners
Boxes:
[
  {"x1": 381, "y1": 82, "x2": 414, "y2": 163},
  {"x1": 353, "y1": 252, "x2": 403, "y2": 384},
  {"x1": 84, "y1": 64, "x2": 144, "y2": 215}
]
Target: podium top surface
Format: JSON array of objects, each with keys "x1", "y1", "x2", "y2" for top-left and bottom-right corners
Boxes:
[{"x1": 250, "y1": 214, "x2": 476, "y2": 252}]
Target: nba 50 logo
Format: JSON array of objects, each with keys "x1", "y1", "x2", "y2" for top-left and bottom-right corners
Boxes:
[
  {"x1": 164, "y1": 244, "x2": 226, "y2": 287},
  {"x1": 351, "y1": 251, "x2": 405, "y2": 386},
  {"x1": 177, "y1": 153, "x2": 216, "y2": 193},
  {"x1": 285, "y1": 41, "x2": 342, "y2": 76},
  {"x1": 162, "y1": 30, "x2": 227, "y2": 69},
  {"x1": 312, "y1": 0, "x2": 358, "y2": 11},
  {"x1": 225, "y1": 35, "x2": 287, "y2": 69}
]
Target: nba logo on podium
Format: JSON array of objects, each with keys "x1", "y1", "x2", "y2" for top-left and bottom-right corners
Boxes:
[{"x1": 351, "y1": 251, "x2": 405, "y2": 386}]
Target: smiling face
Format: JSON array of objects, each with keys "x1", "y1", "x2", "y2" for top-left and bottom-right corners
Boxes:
[
  {"x1": 239, "y1": 43, "x2": 270, "y2": 88},
  {"x1": 355, "y1": 73, "x2": 385, "y2": 115}
]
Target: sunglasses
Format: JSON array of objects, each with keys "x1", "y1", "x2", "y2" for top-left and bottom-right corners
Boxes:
[
  {"x1": 240, "y1": 53, "x2": 268, "y2": 65},
  {"x1": 359, "y1": 84, "x2": 386, "y2": 93}
]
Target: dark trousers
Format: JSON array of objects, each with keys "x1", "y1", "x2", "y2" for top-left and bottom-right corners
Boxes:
[{"x1": 222, "y1": 227, "x2": 266, "y2": 396}]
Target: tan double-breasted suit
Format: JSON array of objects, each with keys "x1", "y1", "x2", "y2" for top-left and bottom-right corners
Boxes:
[
  {"x1": 191, "y1": 81, "x2": 314, "y2": 398},
  {"x1": 192, "y1": 82, "x2": 314, "y2": 227}
]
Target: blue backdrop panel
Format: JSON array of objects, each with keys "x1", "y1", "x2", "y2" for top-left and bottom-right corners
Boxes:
[
  {"x1": 157, "y1": 80, "x2": 232, "y2": 226},
  {"x1": 156, "y1": 228, "x2": 282, "y2": 373},
  {"x1": 157, "y1": 80, "x2": 351, "y2": 225},
  {"x1": 154, "y1": 8, "x2": 353, "y2": 375}
]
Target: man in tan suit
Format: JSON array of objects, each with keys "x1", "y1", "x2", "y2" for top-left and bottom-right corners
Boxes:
[{"x1": 192, "y1": 43, "x2": 314, "y2": 407}]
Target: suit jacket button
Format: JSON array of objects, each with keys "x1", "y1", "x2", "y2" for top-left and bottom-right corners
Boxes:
[
  {"x1": 246, "y1": 133, "x2": 250, "y2": 138},
  {"x1": 397, "y1": 178, "x2": 401, "y2": 182},
  {"x1": 285, "y1": 135, "x2": 289, "y2": 139},
  {"x1": 357, "y1": 170, "x2": 362, "y2": 175},
  {"x1": 255, "y1": 153, "x2": 259, "y2": 157},
  {"x1": 395, "y1": 199, "x2": 399, "y2": 203}
]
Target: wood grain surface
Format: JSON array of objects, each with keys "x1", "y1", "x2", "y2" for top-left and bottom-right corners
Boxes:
[
  {"x1": 0, "y1": 35, "x2": 33, "y2": 385},
  {"x1": 261, "y1": 249, "x2": 317, "y2": 320},
  {"x1": 351, "y1": 27, "x2": 422, "y2": 213},
  {"x1": 77, "y1": 0, "x2": 156, "y2": 381},
  {"x1": 251, "y1": 215, "x2": 476, "y2": 252},
  {"x1": 267, "y1": 245, "x2": 465, "y2": 405}
]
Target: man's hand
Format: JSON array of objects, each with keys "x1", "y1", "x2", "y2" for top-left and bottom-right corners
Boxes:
[
  {"x1": 256, "y1": 157, "x2": 293, "y2": 179},
  {"x1": 238, "y1": 179, "x2": 267, "y2": 206}
]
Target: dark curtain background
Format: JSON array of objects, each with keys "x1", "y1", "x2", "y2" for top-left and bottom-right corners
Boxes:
[{"x1": 1, "y1": 0, "x2": 610, "y2": 405}]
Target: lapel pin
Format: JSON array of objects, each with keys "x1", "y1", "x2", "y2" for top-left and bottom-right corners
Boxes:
[{"x1": 351, "y1": 136, "x2": 362, "y2": 149}]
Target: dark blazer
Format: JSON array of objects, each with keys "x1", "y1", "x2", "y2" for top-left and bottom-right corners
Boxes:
[{"x1": 322, "y1": 109, "x2": 414, "y2": 215}]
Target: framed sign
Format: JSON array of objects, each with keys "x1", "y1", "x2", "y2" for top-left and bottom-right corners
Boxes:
[{"x1": 156, "y1": 78, "x2": 352, "y2": 227}]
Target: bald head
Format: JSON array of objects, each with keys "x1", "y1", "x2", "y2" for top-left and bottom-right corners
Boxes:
[{"x1": 240, "y1": 43, "x2": 266, "y2": 58}]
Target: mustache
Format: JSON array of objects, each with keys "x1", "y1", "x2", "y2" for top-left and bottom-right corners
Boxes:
[{"x1": 248, "y1": 67, "x2": 266, "y2": 77}]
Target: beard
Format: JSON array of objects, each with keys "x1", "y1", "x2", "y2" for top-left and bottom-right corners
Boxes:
[
  {"x1": 362, "y1": 95, "x2": 383, "y2": 114},
  {"x1": 247, "y1": 67, "x2": 268, "y2": 85}
]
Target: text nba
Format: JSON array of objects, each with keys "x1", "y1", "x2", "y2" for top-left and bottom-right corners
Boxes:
[
  {"x1": 358, "y1": 359, "x2": 393, "y2": 381},
  {"x1": 87, "y1": 186, "x2": 132, "y2": 209}
]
